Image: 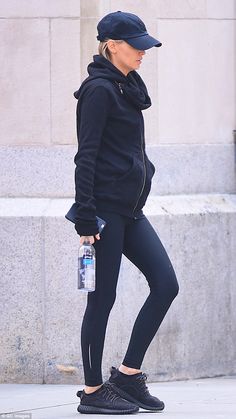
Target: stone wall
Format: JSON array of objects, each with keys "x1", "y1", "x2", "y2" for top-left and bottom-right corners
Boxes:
[{"x1": 0, "y1": 0, "x2": 235, "y2": 383}]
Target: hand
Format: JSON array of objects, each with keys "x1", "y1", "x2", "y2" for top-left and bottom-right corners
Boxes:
[{"x1": 79, "y1": 234, "x2": 100, "y2": 246}]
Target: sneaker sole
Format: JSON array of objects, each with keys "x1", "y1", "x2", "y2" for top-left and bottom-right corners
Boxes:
[
  {"x1": 77, "y1": 404, "x2": 139, "y2": 414},
  {"x1": 105, "y1": 381, "x2": 165, "y2": 412}
]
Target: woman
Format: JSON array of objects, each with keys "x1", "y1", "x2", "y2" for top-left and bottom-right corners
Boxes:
[{"x1": 70, "y1": 10, "x2": 179, "y2": 415}]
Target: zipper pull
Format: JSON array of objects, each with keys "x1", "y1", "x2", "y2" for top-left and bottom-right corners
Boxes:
[
  {"x1": 116, "y1": 82, "x2": 123, "y2": 94},
  {"x1": 119, "y1": 83, "x2": 123, "y2": 94}
]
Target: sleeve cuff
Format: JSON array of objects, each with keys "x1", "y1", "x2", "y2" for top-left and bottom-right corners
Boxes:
[{"x1": 74, "y1": 219, "x2": 99, "y2": 236}]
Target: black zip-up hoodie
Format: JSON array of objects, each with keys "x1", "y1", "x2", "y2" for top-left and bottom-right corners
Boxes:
[{"x1": 70, "y1": 54, "x2": 156, "y2": 236}]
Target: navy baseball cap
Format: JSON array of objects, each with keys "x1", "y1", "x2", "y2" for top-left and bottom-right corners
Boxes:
[{"x1": 97, "y1": 11, "x2": 162, "y2": 50}]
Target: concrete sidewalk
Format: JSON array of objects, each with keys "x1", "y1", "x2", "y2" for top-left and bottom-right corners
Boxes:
[{"x1": 0, "y1": 376, "x2": 235, "y2": 419}]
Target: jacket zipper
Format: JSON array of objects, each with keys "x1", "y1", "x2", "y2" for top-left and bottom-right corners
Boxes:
[
  {"x1": 132, "y1": 134, "x2": 146, "y2": 214},
  {"x1": 114, "y1": 80, "x2": 146, "y2": 214},
  {"x1": 115, "y1": 81, "x2": 123, "y2": 94}
]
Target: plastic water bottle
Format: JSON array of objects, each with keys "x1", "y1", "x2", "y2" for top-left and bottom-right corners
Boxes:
[{"x1": 78, "y1": 240, "x2": 96, "y2": 292}]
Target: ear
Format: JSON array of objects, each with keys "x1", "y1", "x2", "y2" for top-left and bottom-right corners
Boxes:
[{"x1": 107, "y1": 40, "x2": 117, "y2": 54}]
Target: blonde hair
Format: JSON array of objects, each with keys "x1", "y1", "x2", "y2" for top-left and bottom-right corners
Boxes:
[{"x1": 98, "y1": 38, "x2": 124, "y2": 61}]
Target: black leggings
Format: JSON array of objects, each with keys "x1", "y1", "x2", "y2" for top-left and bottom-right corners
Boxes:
[{"x1": 81, "y1": 211, "x2": 179, "y2": 386}]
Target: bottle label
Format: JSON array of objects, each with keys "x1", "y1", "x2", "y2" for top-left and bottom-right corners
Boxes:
[
  {"x1": 78, "y1": 254, "x2": 95, "y2": 291},
  {"x1": 83, "y1": 258, "x2": 93, "y2": 265}
]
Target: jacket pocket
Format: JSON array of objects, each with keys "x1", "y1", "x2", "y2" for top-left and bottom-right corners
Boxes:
[{"x1": 110, "y1": 156, "x2": 144, "y2": 205}]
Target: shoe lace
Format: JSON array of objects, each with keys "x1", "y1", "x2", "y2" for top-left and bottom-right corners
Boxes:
[
  {"x1": 100, "y1": 383, "x2": 122, "y2": 402},
  {"x1": 77, "y1": 384, "x2": 121, "y2": 402},
  {"x1": 136, "y1": 373, "x2": 151, "y2": 395}
]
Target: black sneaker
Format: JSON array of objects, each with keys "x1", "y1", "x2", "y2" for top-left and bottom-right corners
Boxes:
[
  {"x1": 76, "y1": 382, "x2": 139, "y2": 414},
  {"x1": 104, "y1": 366, "x2": 165, "y2": 412}
]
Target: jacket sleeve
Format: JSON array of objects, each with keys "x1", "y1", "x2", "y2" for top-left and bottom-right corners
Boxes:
[{"x1": 73, "y1": 85, "x2": 110, "y2": 236}]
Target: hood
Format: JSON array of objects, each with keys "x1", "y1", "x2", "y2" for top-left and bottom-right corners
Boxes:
[{"x1": 73, "y1": 54, "x2": 152, "y2": 111}]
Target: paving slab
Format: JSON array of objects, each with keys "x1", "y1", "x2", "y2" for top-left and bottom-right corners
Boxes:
[{"x1": 0, "y1": 376, "x2": 236, "y2": 418}]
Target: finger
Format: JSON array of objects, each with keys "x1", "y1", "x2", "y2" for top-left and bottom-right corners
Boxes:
[
  {"x1": 80, "y1": 236, "x2": 89, "y2": 245},
  {"x1": 79, "y1": 236, "x2": 95, "y2": 245},
  {"x1": 79, "y1": 236, "x2": 84, "y2": 245}
]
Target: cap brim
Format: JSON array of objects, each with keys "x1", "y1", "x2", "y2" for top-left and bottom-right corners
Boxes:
[{"x1": 125, "y1": 34, "x2": 162, "y2": 50}]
